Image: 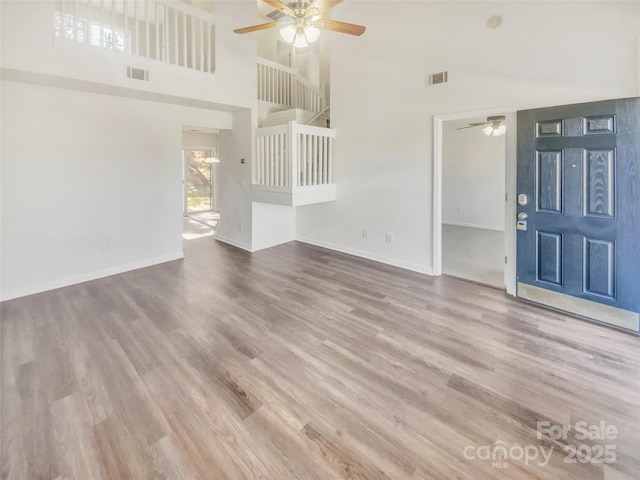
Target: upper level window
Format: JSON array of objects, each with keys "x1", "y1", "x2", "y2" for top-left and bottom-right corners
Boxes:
[
  {"x1": 54, "y1": 11, "x2": 127, "y2": 52},
  {"x1": 52, "y1": 1, "x2": 215, "y2": 74}
]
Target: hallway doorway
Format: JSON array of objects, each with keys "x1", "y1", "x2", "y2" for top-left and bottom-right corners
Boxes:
[
  {"x1": 441, "y1": 116, "x2": 506, "y2": 288},
  {"x1": 433, "y1": 108, "x2": 517, "y2": 294},
  {"x1": 181, "y1": 127, "x2": 221, "y2": 242},
  {"x1": 183, "y1": 149, "x2": 217, "y2": 214}
]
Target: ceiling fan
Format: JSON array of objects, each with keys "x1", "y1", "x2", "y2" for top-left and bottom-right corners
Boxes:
[
  {"x1": 457, "y1": 115, "x2": 506, "y2": 136},
  {"x1": 234, "y1": 0, "x2": 366, "y2": 48}
]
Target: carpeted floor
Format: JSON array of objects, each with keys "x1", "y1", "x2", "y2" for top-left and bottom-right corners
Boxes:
[{"x1": 442, "y1": 224, "x2": 505, "y2": 289}]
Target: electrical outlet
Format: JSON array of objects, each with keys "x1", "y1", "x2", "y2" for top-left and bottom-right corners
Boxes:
[
  {"x1": 239, "y1": 223, "x2": 243, "y2": 231},
  {"x1": 385, "y1": 234, "x2": 393, "y2": 244},
  {"x1": 103, "y1": 243, "x2": 111, "y2": 252},
  {"x1": 362, "y1": 229, "x2": 369, "y2": 239},
  {"x1": 457, "y1": 208, "x2": 462, "y2": 214}
]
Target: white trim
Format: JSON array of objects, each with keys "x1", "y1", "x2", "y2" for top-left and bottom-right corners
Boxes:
[
  {"x1": 442, "y1": 221, "x2": 505, "y2": 232},
  {"x1": 518, "y1": 282, "x2": 640, "y2": 332},
  {"x1": 214, "y1": 234, "x2": 254, "y2": 252},
  {"x1": 296, "y1": 236, "x2": 434, "y2": 276},
  {"x1": 0, "y1": 251, "x2": 185, "y2": 302},
  {"x1": 504, "y1": 113, "x2": 518, "y2": 296},
  {"x1": 432, "y1": 107, "x2": 517, "y2": 296}
]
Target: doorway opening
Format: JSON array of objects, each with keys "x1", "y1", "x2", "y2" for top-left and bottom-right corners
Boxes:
[
  {"x1": 433, "y1": 108, "x2": 517, "y2": 294},
  {"x1": 182, "y1": 127, "x2": 220, "y2": 241},
  {"x1": 442, "y1": 117, "x2": 506, "y2": 288},
  {"x1": 184, "y1": 149, "x2": 216, "y2": 213}
]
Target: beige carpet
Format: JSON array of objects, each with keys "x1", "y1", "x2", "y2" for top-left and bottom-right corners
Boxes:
[{"x1": 442, "y1": 224, "x2": 505, "y2": 289}]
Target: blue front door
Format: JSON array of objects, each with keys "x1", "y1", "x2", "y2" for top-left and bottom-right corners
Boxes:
[{"x1": 516, "y1": 98, "x2": 640, "y2": 332}]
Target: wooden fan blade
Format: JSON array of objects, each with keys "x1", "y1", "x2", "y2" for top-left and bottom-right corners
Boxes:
[
  {"x1": 456, "y1": 123, "x2": 490, "y2": 130},
  {"x1": 315, "y1": 18, "x2": 366, "y2": 36},
  {"x1": 234, "y1": 22, "x2": 284, "y2": 34},
  {"x1": 262, "y1": 0, "x2": 295, "y2": 17}
]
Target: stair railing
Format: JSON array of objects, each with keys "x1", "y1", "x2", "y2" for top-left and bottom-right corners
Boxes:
[
  {"x1": 254, "y1": 121, "x2": 335, "y2": 188},
  {"x1": 54, "y1": 0, "x2": 215, "y2": 73},
  {"x1": 257, "y1": 58, "x2": 325, "y2": 113},
  {"x1": 306, "y1": 105, "x2": 330, "y2": 126}
]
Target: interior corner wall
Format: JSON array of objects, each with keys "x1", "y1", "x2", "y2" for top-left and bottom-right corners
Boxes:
[
  {"x1": 0, "y1": 80, "x2": 232, "y2": 301},
  {"x1": 252, "y1": 203, "x2": 295, "y2": 251},
  {"x1": 295, "y1": 0, "x2": 640, "y2": 275},
  {"x1": 442, "y1": 121, "x2": 505, "y2": 231},
  {"x1": 215, "y1": 109, "x2": 254, "y2": 251}
]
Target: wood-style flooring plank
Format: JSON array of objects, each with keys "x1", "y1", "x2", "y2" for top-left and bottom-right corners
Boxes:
[{"x1": 2, "y1": 238, "x2": 639, "y2": 479}]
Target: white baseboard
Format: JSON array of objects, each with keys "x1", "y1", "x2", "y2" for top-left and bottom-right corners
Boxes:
[
  {"x1": 443, "y1": 221, "x2": 505, "y2": 232},
  {"x1": 295, "y1": 236, "x2": 433, "y2": 276},
  {"x1": 1, "y1": 251, "x2": 185, "y2": 302},
  {"x1": 214, "y1": 234, "x2": 254, "y2": 252}
]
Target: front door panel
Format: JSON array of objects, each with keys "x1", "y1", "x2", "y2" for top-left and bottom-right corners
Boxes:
[{"x1": 516, "y1": 98, "x2": 640, "y2": 331}]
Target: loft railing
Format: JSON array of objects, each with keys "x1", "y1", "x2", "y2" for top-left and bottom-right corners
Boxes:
[
  {"x1": 254, "y1": 121, "x2": 334, "y2": 188},
  {"x1": 257, "y1": 58, "x2": 325, "y2": 113},
  {"x1": 53, "y1": 0, "x2": 214, "y2": 73}
]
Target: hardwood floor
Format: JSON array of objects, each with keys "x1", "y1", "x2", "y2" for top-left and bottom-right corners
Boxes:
[{"x1": 2, "y1": 238, "x2": 639, "y2": 480}]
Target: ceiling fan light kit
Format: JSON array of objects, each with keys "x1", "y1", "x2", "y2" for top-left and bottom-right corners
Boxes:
[
  {"x1": 234, "y1": 0, "x2": 366, "y2": 48},
  {"x1": 280, "y1": 22, "x2": 320, "y2": 48},
  {"x1": 483, "y1": 124, "x2": 506, "y2": 136},
  {"x1": 458, "y1": 115, "x2": 507, "y2": 137}
]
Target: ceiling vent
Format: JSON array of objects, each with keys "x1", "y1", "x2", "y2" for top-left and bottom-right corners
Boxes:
[
  {"x1": 266, "y1": 10, "x2": 288, "y2": 21},
  {"x1": 127, "y1": 66, "x2": 149, "y2": 81},
  {"x1": 428, "y1": 71, "x2": 448, "y2": 86}
]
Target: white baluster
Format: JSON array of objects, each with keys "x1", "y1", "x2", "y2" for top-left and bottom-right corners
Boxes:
[
  {"x1": 328, "y1": 136, "x2": 333, "y2": 184},
  {"x1": 289, "y1": 122, "x2": 298, "y2": 188}
]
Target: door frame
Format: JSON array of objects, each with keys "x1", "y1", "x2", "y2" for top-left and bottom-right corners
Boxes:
[{"x1": 432, "y1": 107, "x2": 517, "y2": 295}]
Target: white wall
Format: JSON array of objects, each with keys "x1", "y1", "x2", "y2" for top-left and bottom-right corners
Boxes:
[
  {"x1": 296, "y1": 0, "x2": 640, "y2": 274},
  {"x1": 215, "y1": 109, "x2": 255, "y2": 251},
  {"x1": 252, "y1": 202, "x2": 296, "y2": 252},
  {"x1": 442, "y1": 120, "x2": 505, "y2": 230},
  {"x1": 182, "y1": 131, "x2": 218, "y2": 149},
  {"x1": 0, "y1": 80, "x2": 232, "y2": 300},
  {"x1": 0, "y1": 1, "x2": 263, "y2": 299}
]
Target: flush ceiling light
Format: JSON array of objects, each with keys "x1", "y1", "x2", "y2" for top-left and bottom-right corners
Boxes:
[{"x1": 487, "y1": 15, "x2": 503, "y2": 29}]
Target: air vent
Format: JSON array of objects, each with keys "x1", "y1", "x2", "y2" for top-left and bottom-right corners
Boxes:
[
  {"x1": 266, "y1": 10, "x2": 288, "y2": 21},
  {"x1": 126, "y1": 66, "x2": 149, "y2": 81},
  {"x1": 428, "y1": 71, "x2": 448, "y2": 86}
]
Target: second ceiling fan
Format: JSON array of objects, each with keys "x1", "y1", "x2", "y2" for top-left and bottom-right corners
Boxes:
[
  {"x1": 234, "y1": 0, "x2": 366, "y2": 48},
  {"x1": 457, "y1": 116, "x2": 507, "y2": 136}
]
